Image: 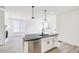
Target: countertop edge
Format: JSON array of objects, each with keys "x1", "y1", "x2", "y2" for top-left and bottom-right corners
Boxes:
[{"x1": 24, "y1": 34, "x2": 59, "y2": 41}]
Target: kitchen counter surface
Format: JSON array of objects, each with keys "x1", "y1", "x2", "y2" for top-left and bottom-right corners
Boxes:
[{"x1": 24, "y1": 33, "x2": 58, "y2": 41}]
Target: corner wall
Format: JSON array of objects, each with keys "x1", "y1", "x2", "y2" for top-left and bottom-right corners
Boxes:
[{"x1": 57, "y1": 8, "x2": 79, "y2": 46}]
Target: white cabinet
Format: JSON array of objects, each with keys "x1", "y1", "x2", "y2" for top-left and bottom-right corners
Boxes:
[
  {"x1": 41, "y1": 38, "x2": 48, "y2": 53},
  {"x1": 41, "y1": 37, "x2": 53, "y2": 53},
  {"x1": 47, "y1": 37, "x2": 54, "y2": 50},
  {"x1": 53, "y1": 36, "x2": 58, "y2": 47},
  {"x1": 41, "y1": 36, "x2": 57, "y2": 53}
]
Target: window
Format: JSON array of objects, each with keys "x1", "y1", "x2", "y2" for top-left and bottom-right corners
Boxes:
[{"x1": 13, "y1": 20, "x2": 21, "y2": 32}]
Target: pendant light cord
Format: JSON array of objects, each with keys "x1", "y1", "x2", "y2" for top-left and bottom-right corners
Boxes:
[{"x1": 32, "y1": 6, "x2": 34, "y2": 19}]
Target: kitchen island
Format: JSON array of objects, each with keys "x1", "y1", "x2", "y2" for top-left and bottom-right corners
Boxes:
[{"x1": 23, "y1": 34, "x2": 58, "y2": 53}]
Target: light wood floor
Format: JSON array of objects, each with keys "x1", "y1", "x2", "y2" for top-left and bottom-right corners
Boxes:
[{"x1": 47, "y1": 42, "x2": 79, "y2": 53}]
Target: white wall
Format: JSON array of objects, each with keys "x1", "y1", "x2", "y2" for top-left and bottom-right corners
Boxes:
[
  {"x1": 57, "y1": 8, "x2": 79, "y2": 46},
  {"x1": 0, "y1": 9, "x2": 5, "y2": 45}
]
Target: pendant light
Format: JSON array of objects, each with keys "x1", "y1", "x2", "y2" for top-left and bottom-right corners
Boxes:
[
  {"x1": 41, "y1": 9, "x2": 48, "y2": 35},
  {"x1": 32, "y1": 6, "x2": 34, "y2": 19},
  {"x1": 44, "y1": 10, "x2": 48, "y2": 29},
  {"x1": 44, "y1": 10, "x2": 47, "y2": 21}
]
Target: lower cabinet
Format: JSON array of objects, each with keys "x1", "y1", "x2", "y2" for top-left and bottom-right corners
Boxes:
[
  {"x1": 24, "y1": 36, "x2": 57, "y2": 53},
  {"x1": 41, "y1": 37, "x2": 54, "y2": 53},
  {"x1": 53, "y1": 36, "x2": 58, "y2": 47}
]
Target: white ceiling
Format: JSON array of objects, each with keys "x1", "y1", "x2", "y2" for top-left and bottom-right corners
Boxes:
[{"x1": 5, "y1": 6, "x2": 79, "y2": 18}]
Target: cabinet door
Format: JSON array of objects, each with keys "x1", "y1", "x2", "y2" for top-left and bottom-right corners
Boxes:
[
  {"x1": 47, "y1": 37, "x2": 54, "y2": 50},
  {"x1": 53, "y1": 36, "x2": 58, "y2": 47},
  {"x1": 41, "y1": 37, "x2": 54, "y2": 53},
  {"x1": 41, "y1": 38, "x2": 49, "y2": 53}
]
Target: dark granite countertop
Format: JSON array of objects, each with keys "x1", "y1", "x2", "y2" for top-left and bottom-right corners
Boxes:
[{"x1": 24, "y1": 33, "x2": 58, "y2": 41}]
